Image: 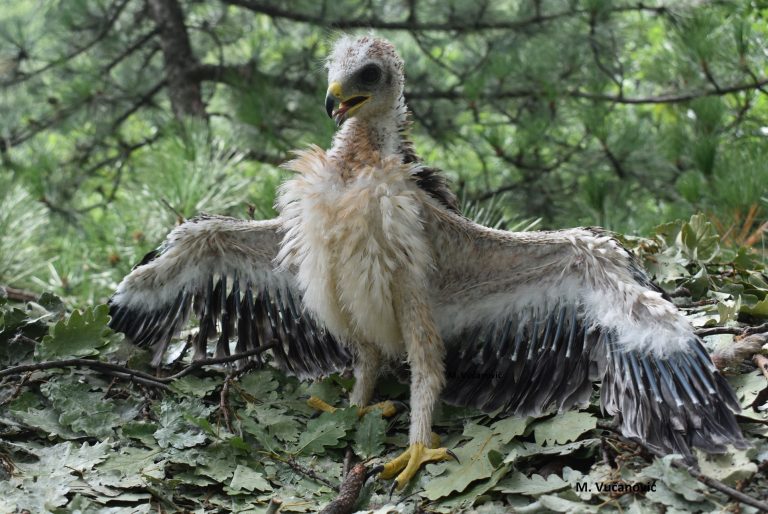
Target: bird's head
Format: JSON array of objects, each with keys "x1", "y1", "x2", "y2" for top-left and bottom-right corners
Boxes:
[{"x1": 324, "y1": 35, "x2": 405, "y2": 127}]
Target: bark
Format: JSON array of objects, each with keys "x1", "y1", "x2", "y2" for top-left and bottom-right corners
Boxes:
[
  {"x1": 148, "y1": 0, "x2": 206, "y2": 118},
  {"x1": 318, "y1": 463, "x2": 371, "y2": 514}
]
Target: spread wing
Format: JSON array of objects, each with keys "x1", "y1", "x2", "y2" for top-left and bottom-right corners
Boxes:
[
  {"x1": 108, "y1": 214, "x2": 350, "y2": 376},
  {"x1": 427, "y1": 207, "x2": 745, "y2": 459}
]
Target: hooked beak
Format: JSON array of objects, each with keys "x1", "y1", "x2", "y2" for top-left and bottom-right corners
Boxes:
[
  {"x1": 325, "y1": 81, "x2": 370, "y2": 127},
  {"x1": 325, "y1": 94, "x2": 336, "y2": 119}
]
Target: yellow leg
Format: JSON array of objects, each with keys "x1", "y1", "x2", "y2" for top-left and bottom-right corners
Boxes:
[
  {"x1": 379, "y1": 442, "x2": 458, "y2": 490},
  {"x1": 307, "y1": 396, "x2": 400, "y2": 418}
]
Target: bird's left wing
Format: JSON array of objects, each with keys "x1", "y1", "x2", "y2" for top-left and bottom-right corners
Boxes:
[
  {"x1": 426, "y1": 206, "x2": 745, "y2": 459},
  {"x1": 108, "y1": 214, "x2": 350, "y2": 376}
]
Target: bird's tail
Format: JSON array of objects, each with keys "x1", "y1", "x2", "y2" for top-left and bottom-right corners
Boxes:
[{"x1": 601, "y1": 335, "x2": 747, "y2": 461}]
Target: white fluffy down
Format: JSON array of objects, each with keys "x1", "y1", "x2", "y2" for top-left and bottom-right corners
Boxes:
[{"x1": 276, "y1": 146, "x2": 433, "y2": 357}]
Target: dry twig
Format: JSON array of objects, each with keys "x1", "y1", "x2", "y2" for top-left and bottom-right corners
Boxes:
[
  {"x1": 0, "y1": 343, "x2": 278, "y2": 388},
  {"x1": 268, "y1": 454, "x2": 339, "y2": 491},
  {"x1": 0, "y1": 285, "x2": 38, "y2": 303},
  {"x1": 696, "y1": 322, "x2": 768, "y2": 338},
  {"x1": 218, "y1": 359, "x2": 261, "y2": 432}
]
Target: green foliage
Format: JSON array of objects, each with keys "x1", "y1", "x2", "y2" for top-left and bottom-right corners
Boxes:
[
  {"x1": 129, "y1": 123, "x2": 259, "y2": 222},
  {"x1": 0, "y1": 284, "x2": 766, "y2": 512},
  {"x1": 2, "y1": 0, "x2": 767, "y2": 302},
  {"x1": 625, "y1": 213, "x2": 768, "y2": 320},
  {"x1": 36, "y1": 304, "x2": 117, "y2": 360},
  {"x1": 1, "y1": 1, "x2": 768, "y2": 511},
  {"x1": 422, "y1": 417, "x2": 528, "y2": 501},
  {"x1": 354, "y1": 412, "x2": 387, "y2": 460},
  {"x1": 0, "y1": 174, "x2": 48, "y2": 284},
  {"x1": 532, "y1": 411, "x2": 597, "y2": 446}
]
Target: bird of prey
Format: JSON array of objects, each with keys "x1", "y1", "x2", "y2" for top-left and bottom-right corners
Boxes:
[{"x1": 109, "y1": 35, "x2": 746, "y2": 490}]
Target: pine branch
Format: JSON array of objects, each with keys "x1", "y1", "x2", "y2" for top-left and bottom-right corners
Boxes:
[
  {"x1": 219, "y1": 1, "x2": 668, "y2": 32},
  {"x1": 0, "y1": 94, "x2": 95, "y2": 153},
  {"x1": 408, "y1": 77, "x2": 768, "y2": 104},
  {"x1": 103, "y1": 27, "x2": 161, "y2": 73},
  {"x1": 1, "y1": 0, "x2": 132, "y2": 87}
]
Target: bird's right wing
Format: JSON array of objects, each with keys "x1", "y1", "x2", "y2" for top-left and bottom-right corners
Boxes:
[{"x1": 108, "y1": 214, "x2": 350, "y2": 376}]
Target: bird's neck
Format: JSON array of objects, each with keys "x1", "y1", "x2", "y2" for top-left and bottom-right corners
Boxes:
[{"x1": 328, "y1": 96, "x2": 410, "y2": 172}]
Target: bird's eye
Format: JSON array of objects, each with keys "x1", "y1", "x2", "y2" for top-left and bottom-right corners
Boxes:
[{"x1": 358, "y1": 64, "x2": 382, "y2": 84}]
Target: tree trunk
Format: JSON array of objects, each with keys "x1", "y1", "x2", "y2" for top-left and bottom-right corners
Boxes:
[{"x1": 148, "y1": 0, "x2": 207, "y2": 118}]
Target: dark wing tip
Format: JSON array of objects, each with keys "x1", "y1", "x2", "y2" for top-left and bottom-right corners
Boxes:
[
  {"x1": 602, "y1": 338, "x2": 747, "y2": 461},
  {"x1": 442, "y1": 302, "x2": 746, "y2": 462},
  {"x1": 108, "y1": 273, "x2": 351, "y2": 377}
]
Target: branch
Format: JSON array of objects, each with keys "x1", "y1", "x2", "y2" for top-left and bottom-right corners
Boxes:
[
  {"x1": 0, "y1": 357, "x2": 169, "y2": 388},
  {"x1": 220, "y1": 1, "x2": 667, "y2": 32},
  {"x1": 103, "y1": 27, "x2": 161, "y2": 73},
  {"x1": 268, "y1": 454, "x2": 340, "y2": 490},
  {"x1": 0, "y1": 94, "x2": 95, "y2": 153},
  {"x1": 186, "y1": 62, "x2": 316, "y2": 95},
  {"x1": 189, "y1": 59, "x2": 768, "y2": 109},
  {"x1": 666, "y1": 455, "x2": 768, "y2": 511},
  {"x1": 408, "y1": 77, "x2": 768, "y2": 104},
  {"x1": 569, "y1": 77, "x2": 768, "y2": 104},
  {"x1": 0, "y1": 343, "x2": 279, "y2": 385},
  {"x1": 319, "y1": 463, "x2": 375, "y2": 514},
  {"x1": 110, "y1": 80, "x2": 167, "y2": 131},
  {"x1": 218, "y1": 359, "x2": 262, "y2": 432},
  {"x1": 696, "y1": 322, "x2": 768, "y2": 338},
  {"x1": 76, "y1": 135, "x2": 162, "y2": 213},
  {"x1": 161, "y1": 342, "x2": 279, "y2": 381},
  {"x1": 0, "y1": 285, "x2": 38, "y2": 303}
]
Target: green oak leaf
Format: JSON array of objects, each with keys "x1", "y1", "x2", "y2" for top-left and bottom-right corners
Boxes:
[
  {"x1": 354, "y1": 411, "x2": 387, "y2": 460},
  {"x1": 36, "y1": 304, "x2": 117, "y2": 360},
  {"x1": 533, "y1": 410, "x2": 596, "y2": 446}
]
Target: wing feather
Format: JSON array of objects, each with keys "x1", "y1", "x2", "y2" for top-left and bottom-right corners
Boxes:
[
  {"x1": 427, "y1": 207, "x2": 745, "y2": 459},
  {"x1": 108, "y1": 214, "x2": 350, "y2": 376}
]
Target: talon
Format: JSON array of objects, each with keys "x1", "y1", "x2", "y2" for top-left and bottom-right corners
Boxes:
[
  {"x1": 389, "y1": 479, "x2": 398, "y2": 499},
  {"x1": 446, "y1": 448, "x2": 460, "y2": 465},
  {"x1": 366, "y1": 464, "x2": 385, "y2": 482}
]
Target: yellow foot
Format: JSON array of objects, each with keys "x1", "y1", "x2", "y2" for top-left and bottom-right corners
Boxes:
[
  {"x1": 359, "y1": 400, "x2": 400, "y2": 418},
  {"x1": 307, "y1": 397, "x2": 402, "y2": 418},
  {"x1": 379, "y1": 442, "x2": 459, "y2": 491},
  {"x1": 306, "y1": 396, "x2": 337, "y2": 413}
]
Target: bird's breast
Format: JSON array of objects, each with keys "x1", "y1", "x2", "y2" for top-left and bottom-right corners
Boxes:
[{"x1": 275, "y1": 147, "x2": 433, "y2": 355}]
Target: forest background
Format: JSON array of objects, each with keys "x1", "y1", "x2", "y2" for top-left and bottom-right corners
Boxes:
[{"x1": 1, "y1": 1, "x2": 768, "y2": 513}]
